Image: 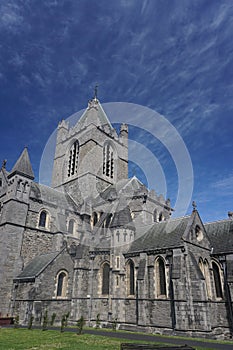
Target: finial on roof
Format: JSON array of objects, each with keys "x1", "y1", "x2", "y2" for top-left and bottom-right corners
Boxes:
[
  {"x1": 192, "y1": 201, "x2": 197, "y2": 211},
  {"x1": 94, "y1": 84, "x2": 98, "y2": 100},
  {"x1": 2, "y1": 159, "x2": 7, "y2": 169}
]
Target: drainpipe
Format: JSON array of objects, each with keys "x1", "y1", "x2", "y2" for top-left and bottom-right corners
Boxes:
[
  {"x1": 166, "y1": 250, "x2": 176, "y2": 330},
  {"x1": 88, "y1": 253, "x2": 95, "y2": 327},
  {"x1": 136, "y1": 279, "x2": 139, "y2": 325}
]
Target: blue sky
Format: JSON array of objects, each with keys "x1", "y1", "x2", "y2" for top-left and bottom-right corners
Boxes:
[{"x1": 0, "y1": 0, "x2": 232, "y2": 223}]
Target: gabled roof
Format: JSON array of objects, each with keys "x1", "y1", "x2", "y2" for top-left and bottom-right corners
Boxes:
[
  {"x1": 30, "y1": 183, "x2": 79, "y2": 211},
  {"x1": 95, "y1": 176, "x2": 147, "y2": 204},
  {"x1": 77, "y1": 98, "x2": 113, "y2": 130},
  {"x1": 127, "y1": 216, "x2": 191, "y2": 253},
  {"x1": 205, "y1": 219, "x2": 233, "y2": 254},
  {"x1": 15, "y1": 251, "x2": 61, "y2": 282},
  {"x1": 9, "y1": 148, "x2": 34, "y2": 179},
  {"x1": 110, "y1": 198, "x2": 135, "y2": 231}
]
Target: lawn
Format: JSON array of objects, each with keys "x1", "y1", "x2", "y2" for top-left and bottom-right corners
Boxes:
[{"x1": 0, "y1": 328, "x2": 221, "y2": 350}]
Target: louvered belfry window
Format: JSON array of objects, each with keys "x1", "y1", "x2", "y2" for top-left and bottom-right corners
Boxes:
[
  {"x1": 68, "y1": 141, "x2": 79, "y2": 177},
  {"x1": 103, "y1": 143, "x2": 114, "y2": 179}
]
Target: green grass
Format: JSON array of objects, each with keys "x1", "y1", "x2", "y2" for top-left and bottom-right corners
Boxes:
[{"x1": 0, "y1": 328, "x2": 228, "y2": 350}]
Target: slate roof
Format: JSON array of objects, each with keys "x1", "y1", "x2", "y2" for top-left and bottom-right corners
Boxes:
[
  {"x1": 30, "y1": 183, "x2": 79, "y2": 211},
  {"x1": 127, "y1": 216, "x2": 191, "y2": 253},
  {"x1": 15, "y1": 251, "x2": 61, "y2": 282},
  {"x1": 10, "y1": 148, "x2": 34, "y2": 179},
  {"x1": 95, "y1": 177, "x2": 147, "y2": 204},
  {"x1": 78, "y1": 98, "x2": 113, "y2": 130},
  {"x1": 205, "y1": 219, "x2": 233, "y2": 254},
  {"x1": 110, "y1": 204, "x2": 135, "y2": 231}
]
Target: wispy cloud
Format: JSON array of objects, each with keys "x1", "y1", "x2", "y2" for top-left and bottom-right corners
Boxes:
[{"x1": 211, "y1": 175, "x2": 233, "y2": 193}]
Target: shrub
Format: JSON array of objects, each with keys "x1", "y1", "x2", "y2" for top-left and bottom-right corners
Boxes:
[
  {"x1": 28, "y1": 315, "x2": 34, "y2": 330},
  {"x1": 95, "y1": 313, "x2": 101, "y2": 329},
  {"x1": 112, "y1": 317, "x2": 117, "y2": 331},
  {"x1": 50, "y1": 312, "x2": 56, "y2": 326},
  {"x1": 76, "y1": 316, "x2": 85, "y2": 335},
  {"x1": 14, "y1": 314, "x2": 19, "y2": 328},
  {"x1": 60, "y1": 312, "x2": 70, "y2": 332},
  {"x1": 42, "y1": 310, "x2": 48, "y2": 331}
]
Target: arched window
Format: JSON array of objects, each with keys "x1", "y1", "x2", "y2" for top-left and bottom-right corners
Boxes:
[
  {"x1": 38, "y1": 210, "x2": 49, "y2": 228},
  {"x1": 68, "y1": 219, "x2": 75, "y2": 234},
  {"x1": 105, "y1": 213, "x2": 112, "y2": 228},
  {"x1": 199, "y1": 258, "x2": 212, "y2": 298},
  {"x1": 126, "y1": 260, "x2": 135, "y2": 295},
  {"x1": 103, "y1": 143, "x2": 115, "y2": 179},
  {"x1": 155, "y1": 257, "x2": 167, "y2": 297},
  {"x1": 212, "y1": 261, "x2": 223, "y2": 299},
  {"x1": 204, "y1": 259, "x2": 212, "y2": 298},
  {"x1": 153, "y1": 209, "x2": 158, "y2": 222},
  {"x1": 158, "y1": 213, "x2": 164, "y2": 222},
  {"x1": 92, "y1": 212, "x2": 98, "y2": 227},
  {"x1": 56, "y1": 271, "x2": 68, "y2": 298},
  {"x1": 67, "y1": 141, "x2": 79, "y2": 177},
  {"x1": 102, "y1": 263, "x2": 110, "y2": 295},
  {"x1": 195, "y1": 225, "x2": 203, "y2": 241}
]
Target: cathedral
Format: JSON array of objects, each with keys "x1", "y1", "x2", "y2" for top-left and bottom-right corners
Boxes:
[{"x1": 0, "y1": 95, "x2": 233, "y2": 339}]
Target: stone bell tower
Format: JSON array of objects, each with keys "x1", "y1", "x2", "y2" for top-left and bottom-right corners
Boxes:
[{"x1": 51, "y1": 93, "x2": 128, "y2": 204}]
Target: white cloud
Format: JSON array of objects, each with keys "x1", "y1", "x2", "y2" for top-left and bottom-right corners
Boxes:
[{"x1": 212, "y1": 175, "x2": 233, "y2": 192}]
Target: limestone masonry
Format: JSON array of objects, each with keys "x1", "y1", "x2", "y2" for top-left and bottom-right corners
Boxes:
[{"x1": 0, "y1": 96, "x2": 233, "y2": 339}]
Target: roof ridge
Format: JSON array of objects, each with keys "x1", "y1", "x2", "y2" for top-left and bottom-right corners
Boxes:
[{"x1": 204, "y1": 218, "x2": 231, "y2": 225}]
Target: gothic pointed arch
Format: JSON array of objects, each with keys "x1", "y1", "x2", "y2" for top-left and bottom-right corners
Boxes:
[
  {"x1": 212, "y1": 260, "x2": 223, "y2": 299},
  {"x1": 126, "y1": 259, "x2": 135, "y2": 296},
  {"x1": 38, "y1": 209, "x2": 50, "y2": 229},
  {"x1": 101, "y1": 262, "x2": 110, "y2": 295},
  {"x1": 155, "y1": 256, "x2": 167, "y2": 298},
  {"x1": 56, "y1": 270, "x2": 68, "y2": 298}
]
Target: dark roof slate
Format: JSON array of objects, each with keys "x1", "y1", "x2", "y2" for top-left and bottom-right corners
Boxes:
[
  {"x1": 110, "y1": 205, "x2": 135, "y2": 230},
  {"x1": 128, "y1": 216, "x2": 190, "y2": 253},
  {"x1": 205, "y1": 219, "x2": 233, "y2": 254},
  {"x1": 30, "y1": 183, "x2": 79, "y2": 211},
  {"x1": 10, "y1": 148, "x2": 34, "y2": 179},
  {"x1": 15, "y1": 251, "x2": 60, "y2": 281}
]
